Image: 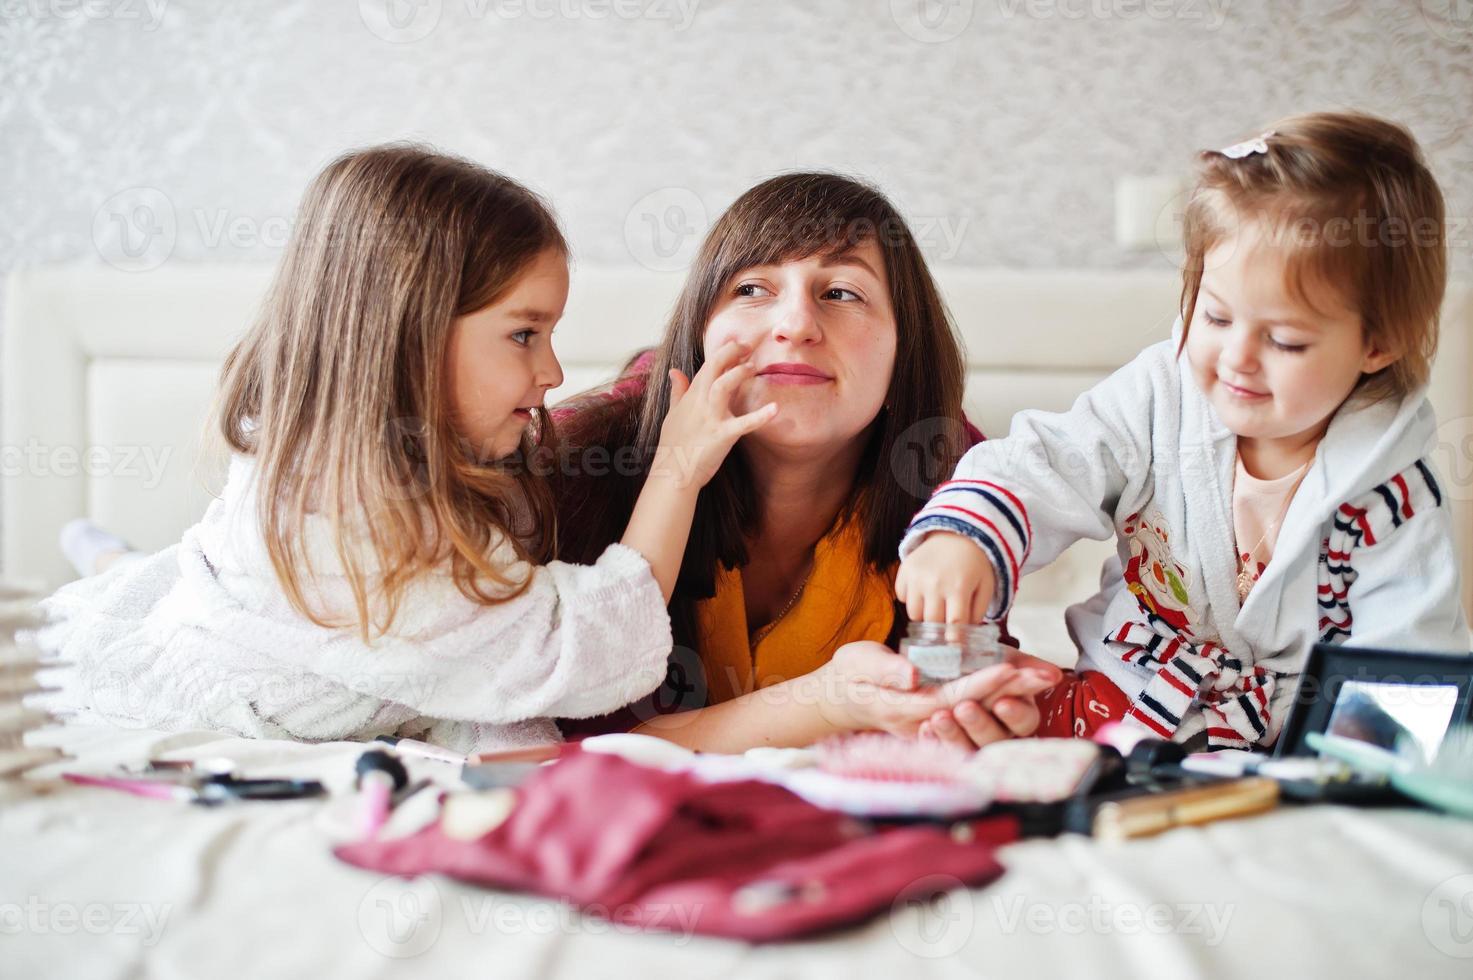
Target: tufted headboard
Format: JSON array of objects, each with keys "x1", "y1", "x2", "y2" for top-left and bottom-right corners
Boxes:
[{"x1": 5, "y1": 265, "x2": 1471, "y2": 660}]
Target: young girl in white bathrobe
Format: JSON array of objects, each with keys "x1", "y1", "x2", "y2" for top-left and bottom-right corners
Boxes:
[
  {"x1": 37, "y1": 145, "x2": 784, "y2": 753},
  {"x1": 898, "y1": 111, "x2": 1469, "y2": 751}
]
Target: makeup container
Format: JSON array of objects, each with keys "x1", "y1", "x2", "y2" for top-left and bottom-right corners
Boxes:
[{"x1": 901, "y1": 622, "x2": 1002, "y2": 685}]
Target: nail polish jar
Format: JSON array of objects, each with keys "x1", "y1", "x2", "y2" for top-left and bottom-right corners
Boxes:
[{"x1": 901, "y1": 622, "x2": 1002, "y2": 685}]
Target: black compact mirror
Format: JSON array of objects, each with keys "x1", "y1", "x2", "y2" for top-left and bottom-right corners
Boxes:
[{"x1": 1273, "y1": 644, "x2": 1473, "y2": 759}]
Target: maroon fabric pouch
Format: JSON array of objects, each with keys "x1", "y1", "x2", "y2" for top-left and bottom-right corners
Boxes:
[{"x1": 335, "y1": 750, "x2": 1016, "y2": 942}]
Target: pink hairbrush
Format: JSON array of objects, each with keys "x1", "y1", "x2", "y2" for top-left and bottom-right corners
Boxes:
[{"x1": 771, "y1": 734, "x2": 992, "y2": 818}]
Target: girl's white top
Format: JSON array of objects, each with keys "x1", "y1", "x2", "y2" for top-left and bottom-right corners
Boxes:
[{"x1": 34, "y1": 454, "x2": 672, "y2": 754}]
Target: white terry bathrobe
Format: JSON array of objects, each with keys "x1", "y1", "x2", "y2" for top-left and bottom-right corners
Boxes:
[
  {"x1": 34, "y1": 454, "x2": 673, "y2": 754},
  {"x1": 902, "y1": 329, "x2": 1469, "y2": 749}
]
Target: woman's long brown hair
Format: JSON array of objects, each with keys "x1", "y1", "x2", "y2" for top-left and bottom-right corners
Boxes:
[
  {"x1": 557, "y1": 172, "x2": 968, "y2": 648},
  {"x1": 215, "y1": 143, "x2": 568, "y2": 640}
]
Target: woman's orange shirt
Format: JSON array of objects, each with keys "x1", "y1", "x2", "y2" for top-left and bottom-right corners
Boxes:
[{"x1": 693, "y1": 516, "x2": 898, "y2": 705}]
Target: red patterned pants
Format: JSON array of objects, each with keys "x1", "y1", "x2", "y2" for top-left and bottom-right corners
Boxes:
[{"x1": 1034, "y1": 669, "x2": 1133, "y2": 738}]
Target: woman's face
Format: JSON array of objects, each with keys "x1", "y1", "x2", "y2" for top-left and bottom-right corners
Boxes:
[{"x1": 702, "y1": 238, "x2": 898, "y2": 457}]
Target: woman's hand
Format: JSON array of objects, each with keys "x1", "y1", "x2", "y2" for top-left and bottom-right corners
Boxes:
[
  {"x1": 895, "y1": 531, "x2": 999, "y2": 625},
  {"x1": 915, "y1": 649, "x2": 1062, "y2": 748},
  {"x1": 820, "y1": 640, "x2": 1060, "y2": 744},
  {"x1": 652, "y1": 339, "x2": 778, "y2": 490}
]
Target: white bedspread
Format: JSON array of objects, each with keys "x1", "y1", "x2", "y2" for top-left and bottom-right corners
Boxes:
[{"x1": 4, "y1": 723, "x2": 1473, "y2": 979}]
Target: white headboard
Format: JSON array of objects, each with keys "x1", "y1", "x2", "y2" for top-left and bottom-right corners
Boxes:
[{"x1": 6, "y1": 265, "x2": 1471, "y2": 658}]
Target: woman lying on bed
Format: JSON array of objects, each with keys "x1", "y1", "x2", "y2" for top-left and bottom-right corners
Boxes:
[{"x1": 555, "y1": 173, "x2": 1062, "y2": 752}]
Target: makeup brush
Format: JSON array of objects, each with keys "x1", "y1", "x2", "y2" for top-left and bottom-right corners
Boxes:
[
  {"x1": 1391, "y1": 726, "x2": 1473, "y2": 819},
  {"x1": 1307, "y1": 727, "x2": 1473, "y2": 819},
  {"x1": 354, "y1": 748, "x2": 410, "y2": 839}
]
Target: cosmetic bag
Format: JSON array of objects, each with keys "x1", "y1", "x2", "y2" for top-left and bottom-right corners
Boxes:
[{"x1": 335, "y1": 749, "x2": 1017, "y2": 942}]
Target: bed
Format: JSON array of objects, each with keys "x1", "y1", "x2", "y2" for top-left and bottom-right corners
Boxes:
[{"x1": 4, "y1": 265, "x2": 1473, "y2": 978}]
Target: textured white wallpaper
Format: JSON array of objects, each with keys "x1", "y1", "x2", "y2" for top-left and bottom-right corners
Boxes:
[
  {"x1": 1, "y1": 1, "x2": 1469, "y2": 564},
  {"x1": 3, "y1": 0, "x2": 1470, "y2": 288}
]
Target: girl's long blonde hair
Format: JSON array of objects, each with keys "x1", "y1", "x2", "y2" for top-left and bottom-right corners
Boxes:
[{"x1": 215, "y1": 144, "x2": 568, "y2": 640}]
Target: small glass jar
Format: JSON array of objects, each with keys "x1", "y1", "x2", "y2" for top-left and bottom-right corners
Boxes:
[{"x1": 901, "y1": 622, "x2": 1002, "y2": 685}]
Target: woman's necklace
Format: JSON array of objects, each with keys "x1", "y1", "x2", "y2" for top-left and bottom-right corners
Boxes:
[
  {"x1": 749, "y1": 559, "x2": 816, "y2": 646},
  {"x1": 1235, "y1": 457, "x2": 1311, "y2": 602}
]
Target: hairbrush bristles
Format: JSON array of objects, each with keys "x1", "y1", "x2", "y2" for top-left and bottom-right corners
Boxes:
[
  {"x1": 815, "y1": 733, "x2": 974, "y2": 784},
  {"x1": 778, "y1": 734, "x2": 991, "y2": 817}
]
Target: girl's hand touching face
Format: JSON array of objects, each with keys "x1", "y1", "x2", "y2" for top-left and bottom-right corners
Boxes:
[{"x1": 653, "y1": 338, "x2": 779, "y2": 489}]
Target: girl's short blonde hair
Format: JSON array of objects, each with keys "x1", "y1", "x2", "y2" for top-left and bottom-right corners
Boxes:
[
  {"x1": 1180, "y1": 111, "x2": 1447, "y2": 403},
  {"x1": 215, "y1": 144, "x2": 567, "y2": 639}
]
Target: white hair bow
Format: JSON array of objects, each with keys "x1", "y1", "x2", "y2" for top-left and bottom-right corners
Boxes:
[{"x1": 1217, "y1": 131, "x2": 1275, "y2": 159}]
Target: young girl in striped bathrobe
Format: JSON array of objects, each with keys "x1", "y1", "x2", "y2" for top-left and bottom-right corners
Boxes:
[{"x1": 897, "y1": 111, "x2": 1469, "y2": 751}]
